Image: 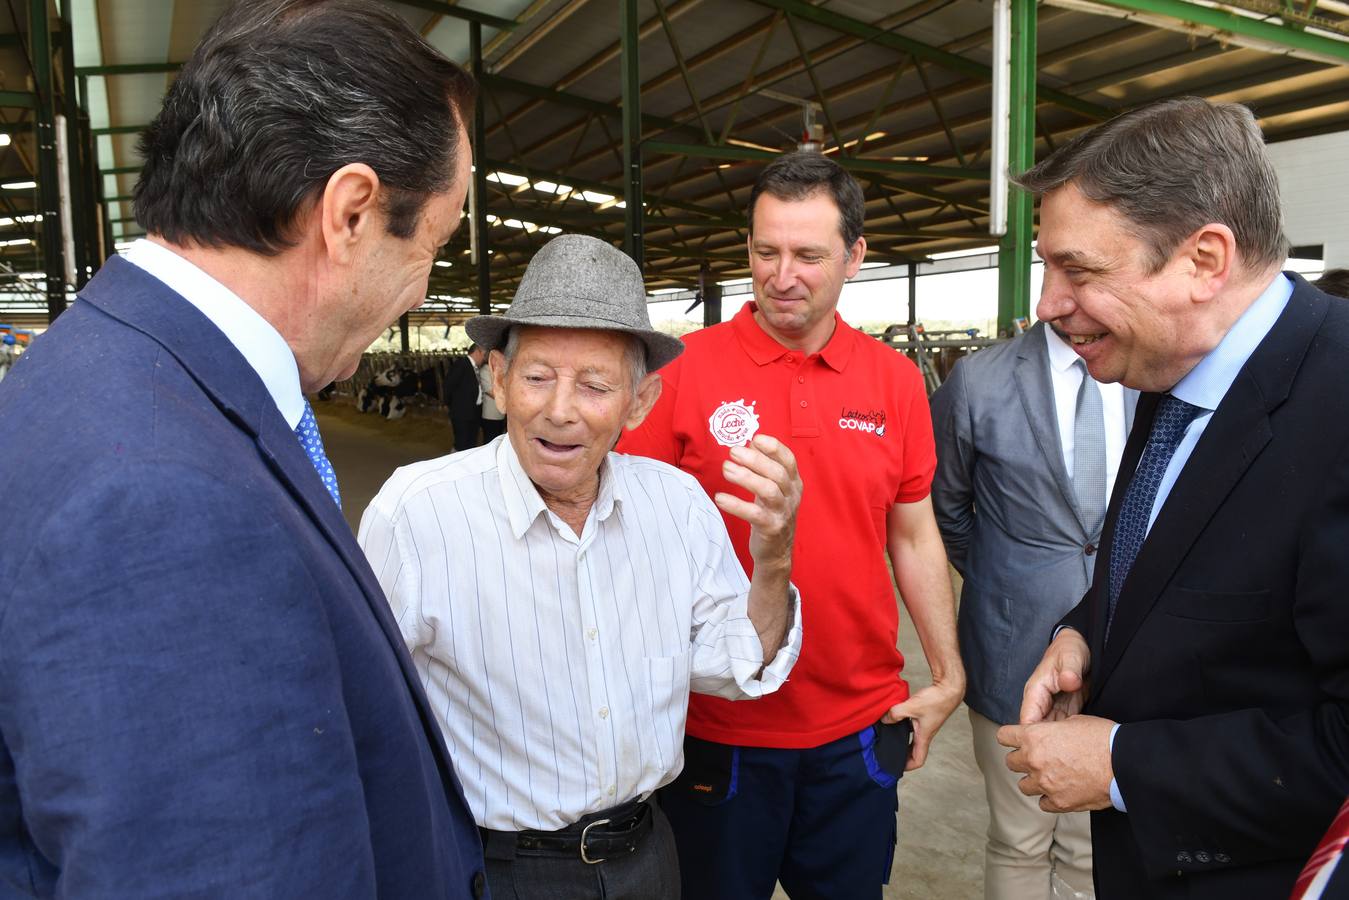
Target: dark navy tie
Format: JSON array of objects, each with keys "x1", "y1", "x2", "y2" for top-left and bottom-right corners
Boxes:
[
  {"x1": 1106, "y1": 394, "x2": 1203, "y2": 637},
  {"x1": 295, "y1": 400, "x2": 342, "y2": 509}
]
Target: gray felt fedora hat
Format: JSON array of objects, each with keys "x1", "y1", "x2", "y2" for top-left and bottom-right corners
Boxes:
[{"x1": 465, "y1": 233, "x2": 684, "y2": 371}]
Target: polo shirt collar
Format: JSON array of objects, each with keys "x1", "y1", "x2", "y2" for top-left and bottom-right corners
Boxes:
[
  {"x1": 496, "y1": 435, "x2": 623, "y2": 540},
  {"x1": 731, "y1": 302, "x2": 855, "y2": 372}
]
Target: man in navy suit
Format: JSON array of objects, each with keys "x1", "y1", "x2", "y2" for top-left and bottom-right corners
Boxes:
[
  {"x1": 997, "y1": 97, "x2": 1349, "y2": 898},
  {"x1": 0, "y1": 1, "x2": 486, "y2": 897}
]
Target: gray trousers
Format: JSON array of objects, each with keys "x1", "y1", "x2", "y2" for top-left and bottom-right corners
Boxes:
[{"x1": 483, "y1": 801, "x2": 680, "y2": 900}]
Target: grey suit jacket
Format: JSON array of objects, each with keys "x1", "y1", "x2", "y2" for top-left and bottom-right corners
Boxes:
[{"x1": 930, "y1": 322, "x2": 1137, "y2": 725}]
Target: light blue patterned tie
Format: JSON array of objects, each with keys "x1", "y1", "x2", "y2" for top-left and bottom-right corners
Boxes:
[
  {"x1": 295, "y1": 400, "x2": 341, "y2": 509},
  {"x1": 1106, "y1": 393, "x2": 1202, "y2": 638}
]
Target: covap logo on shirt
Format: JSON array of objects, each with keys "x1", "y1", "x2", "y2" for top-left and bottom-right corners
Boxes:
[{"x1": 839, "y1": 407, "x2": 886, "y2": 437}]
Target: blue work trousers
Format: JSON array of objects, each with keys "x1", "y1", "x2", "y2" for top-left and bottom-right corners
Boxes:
[{"x1": 658, "y1": 718, "x2": 913, "y2": 900}]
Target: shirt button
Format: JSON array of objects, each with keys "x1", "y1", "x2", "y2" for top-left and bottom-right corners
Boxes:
[
  {"x1": 800, "y1": 400, "x2": 807, "y2": 408},
  {"x1": 1085, "y1": 542, "x2": 1097, "y2": 555},
  {"x1": 598, "y1": 706, "x2": 609, "y2": 719},
  {"x1": 784, "y1": 354, "x2": 794, "y2": 363},
  {"x1": 587, "y1": 627, "x2": 598, "y2": 640},
  {"x1": 607, "y1": 785, "x2": 617, "y2": 796},
  {"x1": 797, "y1": 375, "x2": 805, "y2": 383}
]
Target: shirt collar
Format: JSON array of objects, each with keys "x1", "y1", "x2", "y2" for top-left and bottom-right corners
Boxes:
[
  {"x1": 1170, "y1": 273, "x2": 1293, "y2": 412},
  {"x1": 496, "y1": 435, "x2": 624, "y2": 540},
  {"x1": 731, "y1": 302, "x2": 855, "y2": 372},
  {"x1": 1043, "y1": 321, "x2": 1082, "y2": 373},
  {"x1": 121, "y1": 238, "x2": 306, "y2": 429}
]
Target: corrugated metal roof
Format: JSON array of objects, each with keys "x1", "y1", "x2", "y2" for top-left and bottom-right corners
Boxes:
[{"x1": 0, "y1": 0, "x2": 1345, "y2": 324}]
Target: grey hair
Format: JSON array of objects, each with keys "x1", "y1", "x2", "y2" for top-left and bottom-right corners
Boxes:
[
  {"x1": 499, "y1": 327, "x2": 648, "y2": 393},
  {"x1": 1014, "y1": 97, "x2": 1287, "y2": 274}
]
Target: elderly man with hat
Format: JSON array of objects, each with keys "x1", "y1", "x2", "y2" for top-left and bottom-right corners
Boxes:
[{"x1": 358, "y1": 233, "x2": 804, "y2": 900}]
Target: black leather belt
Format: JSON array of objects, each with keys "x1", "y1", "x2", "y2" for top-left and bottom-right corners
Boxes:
[{"x1": 480, "y1": 797, "x2": 653, "y2": 865}]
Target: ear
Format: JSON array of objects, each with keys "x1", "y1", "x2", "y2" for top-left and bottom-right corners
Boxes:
[
  {"x1": 488, "y1": 349, "x2": 510, "y2": 415},
  {"x1": 844, "y1": 235, "x2": 867, "y2": 279},
  {"x1": 624, "y1": 372, "x2": 663, "y2": 431},
  {"x1": 319, "y1": 163, "x2": 382, "y2": 266},
  {"x1": 1185, "y1": 223, "x2": 1236, "y2": 303}
]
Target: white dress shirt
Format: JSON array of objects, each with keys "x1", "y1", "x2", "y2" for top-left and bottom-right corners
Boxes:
[
  {"x1": 121, "y1": 238, "x2": 304, "y2": 429},
  {"x1": 358, "y1": 436, "x2": 802, "y2": 831},
  {"x1": 1044, "y1": 323, "x2": 1129, "y2": 504}
]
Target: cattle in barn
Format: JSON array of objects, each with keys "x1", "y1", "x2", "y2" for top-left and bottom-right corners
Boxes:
[{"x1": 356, "y1": 365, "x2": 440, "y2": 420}]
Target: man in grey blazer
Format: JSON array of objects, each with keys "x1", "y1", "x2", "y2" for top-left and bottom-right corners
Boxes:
[{"x1": 931, "y1": 320, "x2": 1136, "y2": 900}]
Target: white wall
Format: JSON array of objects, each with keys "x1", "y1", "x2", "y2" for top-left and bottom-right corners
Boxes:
[{"x1": 1266, "y1": 130, "x2": 1349, "y2": 269}]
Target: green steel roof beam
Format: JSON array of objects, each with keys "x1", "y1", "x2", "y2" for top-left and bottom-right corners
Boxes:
[
  {"x1": 0, "y1": 91, "x2": 36, "y2": 108},
  {"x1": 1082, "y1": 0, "x2": 1349, "y2": 62},
  {"x1": 745, "y1": 0, "x2": 1113, "y2": 121},
  {"x1": 481, "y1": 73, "x2": 703, "y2": 140},
  {"x1": 644, "y1": 139, "x2": 990, "y2": 181},
  {"x1": 93, "y1": 124, "x2": 146, "y2": 135},
  {"x1": 75, "y1": 62, "x2": 182, "y2": 76},
  {"x1": 101, "y1": 165, "x2": 141, "y2": 175},
  {"x1": 481, "y1": 157, "x2": 732, "y2": 221}
]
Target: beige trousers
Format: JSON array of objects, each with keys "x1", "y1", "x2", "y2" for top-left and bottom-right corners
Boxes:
[{"x1": 969, "y1": 709, "x2": 1095, "y2": 900}]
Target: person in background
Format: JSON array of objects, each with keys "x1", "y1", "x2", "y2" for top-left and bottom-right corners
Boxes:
[
  {"x1": 618, "y1": 151, "x2": 965, "y2": 900},
  {"x1": 446, "y1": 342, "x2": 486, "y2": 450},
  {"x1": 478, "y1": 346, "x2": 506, "y2": 442},
  {"x1": 0, "y1": 1, "x2": 486, "y2": 896},
  {"x1": 932, "y1": 318, "x2": 1136, "y2": 900},
  {"x1": 1314, "y1": 267, "x2": 1349, "y2": 298}
]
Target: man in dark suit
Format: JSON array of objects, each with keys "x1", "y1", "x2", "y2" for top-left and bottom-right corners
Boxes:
[
  {"x1": 996, "y1": 97, "x2": 1349, "y2": 899},
  {"x1": 446, "y1": 343, "x2": 486, "y2": 451},
  {"x1": 0, "y1": 1, "x2": 486, "y2": 897}
]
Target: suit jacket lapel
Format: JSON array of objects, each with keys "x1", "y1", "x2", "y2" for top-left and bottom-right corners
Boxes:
[
  {"x1": 78, "y1": 257, "x2": 458, "y2": 777},
  {"x1": 1092, "y1": 276, "x2": 1328, "y2": 689},
  {"x1": 1015, "y1": 322, "x2": 1086, "y2": 533}
]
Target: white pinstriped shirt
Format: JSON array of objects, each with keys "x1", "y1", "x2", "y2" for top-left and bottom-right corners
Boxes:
[{"x1": 358, "y1": 436, "x2": 802, "y2": 831}]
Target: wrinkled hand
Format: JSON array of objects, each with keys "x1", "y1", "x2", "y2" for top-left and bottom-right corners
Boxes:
[
  {"x1": 1020, "y1": 628, "x2": 1090, "y2": 725},
  {"x1": 883, "y1": 678, "x2": 964, "y2": 771},
  {"x1": 715, "y1": 434, "x2": 801, "y2": 569},
  {"x1": 997, "y1": 716, "x2": 1116, "y2": 813}
]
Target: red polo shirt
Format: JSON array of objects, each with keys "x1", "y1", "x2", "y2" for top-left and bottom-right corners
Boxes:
[{"x1": 617, "y1": 303, "x2": 936, "y2": 748}]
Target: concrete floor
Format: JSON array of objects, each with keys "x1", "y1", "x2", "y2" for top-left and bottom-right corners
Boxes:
[{"x1": 317, "y1": 401, "x2": 988, "y2": 899}]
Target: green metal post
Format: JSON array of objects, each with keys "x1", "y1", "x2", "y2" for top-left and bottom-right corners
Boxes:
[
  {"x1": 31, "y1": 0, "x2": 66, "y2": 321},
  {"x1": 78, "y1": 76, "x2": 105, "y2": 267},
  {"x1": 60, "y1": 19, "x2": 89, "y2": 288},
  {"x1": 620, "y1": 0, "x2": 643, "y2": 269},
  {"x1": 471, "y1": 22, "x2": 490, "y2": 316},
  {"x1": 997, "y1": 0, "x2": 1036, "y2": 335}
]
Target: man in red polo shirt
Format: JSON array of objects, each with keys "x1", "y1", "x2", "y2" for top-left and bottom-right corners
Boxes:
[{"x1": 618, "y1": 151, "x2": 965, "y2": 899}]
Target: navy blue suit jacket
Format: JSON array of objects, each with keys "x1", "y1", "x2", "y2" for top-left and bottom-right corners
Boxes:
[
  {"x1": 1060, "y1": 274, "x2": 1349, "y2": 899},
  {"x1": 0, "y1": 257, "x2": 486, "y2": 898}
]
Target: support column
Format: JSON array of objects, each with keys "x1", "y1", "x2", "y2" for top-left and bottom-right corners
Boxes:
[
  {"x1": 78, "y1": 76, "x2": 105, "y2": 268},
  {"x1": 699, "y1": 261, "x2": 721, "y2": 327},
  {"x1": 996, "y1": 0, "x2": 1036, "y2": 335},
  {"x1": 31, "y1": 0, "x2": 67, "y2": 321},
  {"x1": 471, "y1": 22, "x2": 491, "y2": 316},
  {"x1": 399, "y1": 313, "x2": 410, "y2": 352},
  {"x1": 60, "y1": 18, "x2": 89, "y2": 288},
  {"x1": 907, "y1": 261, "x2": 918, "y2": 323},
  {"x1": 620, "y1": 0, "x2": 643, "y2": 268}
]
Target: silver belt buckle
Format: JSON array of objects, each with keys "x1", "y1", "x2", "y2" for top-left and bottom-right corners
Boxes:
[{"x1": 579, "y1": 817, "x2": 611, "y2": 865}]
